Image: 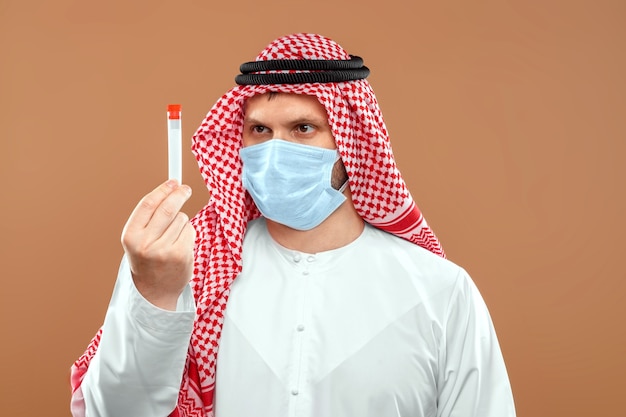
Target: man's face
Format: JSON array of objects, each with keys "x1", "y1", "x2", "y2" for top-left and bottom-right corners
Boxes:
[
  {"x1": 242, "y1": 93, "x2": 348, "y2": 190},
  {"x1": 242, "y1": 93, "x2": 336, "y2": 150}
]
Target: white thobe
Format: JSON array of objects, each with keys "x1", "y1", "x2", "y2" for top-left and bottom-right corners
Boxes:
[{"x1": 73, "y1": 218, "x2": 516, "y2": 417}]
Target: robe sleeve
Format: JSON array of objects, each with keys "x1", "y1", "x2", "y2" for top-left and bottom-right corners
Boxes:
[
  {"x1": 70, "y1": 256, "x2": 195, "y2": 417},
  {"x1": 436, "y1": 269, "x2": 517, "y2": 417}
]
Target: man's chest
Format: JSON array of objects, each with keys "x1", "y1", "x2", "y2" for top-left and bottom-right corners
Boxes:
[{"x1": 214, "y1": 259, "x2": 441, "y2": 417}]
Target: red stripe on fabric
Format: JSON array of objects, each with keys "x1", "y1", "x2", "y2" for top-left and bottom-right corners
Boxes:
[
  {"x1": 378, "y1": 204, "x2": 424, "y2": 235},
  {"x1": 201, "y1": 388, "x2": 214, "y2": 412},
  {"x1": 188, "y1": 357, "x2": 214, "y2": 408}
]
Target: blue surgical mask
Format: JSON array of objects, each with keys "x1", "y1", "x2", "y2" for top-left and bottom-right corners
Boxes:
[{"x1": 240, "y1": 139, "x2": 347, "y2": 231}]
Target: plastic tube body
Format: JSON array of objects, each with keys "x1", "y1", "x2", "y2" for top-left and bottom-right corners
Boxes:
[{"x1": 167, "y1": 104, "x2": 182, "y2": 182}]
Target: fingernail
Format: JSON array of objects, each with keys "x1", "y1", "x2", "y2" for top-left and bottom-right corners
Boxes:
[
  {"x1": 166, "y1": 179, "x2": 178, "y2": 188},
  {"x1": 181, "y1": 185, "x2": 192, "y2": 195}
]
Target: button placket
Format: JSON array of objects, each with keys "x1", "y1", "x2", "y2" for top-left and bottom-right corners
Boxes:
[
  {"x1": 288, "y1": 251, "x2": 312, "y2": 416},
  {"x1": 293, "y1": 254, "x2": 319, "y2": 417},
  {"x1": 302, "y1": 254, "x2": 316, "y2": 276}
]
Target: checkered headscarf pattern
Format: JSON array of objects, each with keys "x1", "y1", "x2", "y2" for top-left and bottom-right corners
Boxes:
[{"x1": 71, "y1": 33, "x2": 445, "y2": 416}]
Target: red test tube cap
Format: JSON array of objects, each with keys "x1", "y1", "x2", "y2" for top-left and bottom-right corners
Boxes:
[{"x1": 168, "y1": 104, "x2": 181, "y2": 120}]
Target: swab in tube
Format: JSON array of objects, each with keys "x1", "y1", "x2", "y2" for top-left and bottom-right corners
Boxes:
[{"x1": 167, "y1": 104, "x2": 182, "y2": 182}]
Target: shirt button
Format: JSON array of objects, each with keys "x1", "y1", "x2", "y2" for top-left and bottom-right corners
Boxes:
[
  {"x1": 293, "y1": 253, "x2": 301, "y2": 262},
  {"x1": 302, "y1": 270, "x2": 310, "y2": 276},
  {"x1": 291, "y1": 389, "x2": 299, "y2": 396},
  {"x1": 296, "y1": 324, "x2": 305, "y2": 332},
  {"x1": 307, "y1": 255, "x2": 316, "y2": 263}
]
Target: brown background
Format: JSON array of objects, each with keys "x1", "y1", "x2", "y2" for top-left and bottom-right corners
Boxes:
[{"x1": 1, "y1": 0, "x2": 624, "y2": 415}]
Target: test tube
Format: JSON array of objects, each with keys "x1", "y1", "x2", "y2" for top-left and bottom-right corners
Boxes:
[{"x1": 167, "y1": 104, "x2": 182, "y2": 182}]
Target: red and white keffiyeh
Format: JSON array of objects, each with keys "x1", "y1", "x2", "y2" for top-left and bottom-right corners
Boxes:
[{"x1": 71, "y1": 33, "x2": 444, "y2": 416}]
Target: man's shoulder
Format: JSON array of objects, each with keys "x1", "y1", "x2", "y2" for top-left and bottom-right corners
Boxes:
[
  {"x1": 362, "y1": 223, "x2": 464, "y2": 288},
  {"x1": 365, "y1": 223, "x2": 455, "y2": 264}
]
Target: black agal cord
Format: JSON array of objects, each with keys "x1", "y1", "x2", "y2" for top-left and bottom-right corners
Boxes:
[{"x1": 235, "y1": 55, "x2": 370, "y2": 85}]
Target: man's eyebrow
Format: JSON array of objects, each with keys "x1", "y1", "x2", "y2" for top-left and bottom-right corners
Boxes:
[
  {"x1": 289, "y1": 116, "x2": 327, "y2": 125},
  {"x1": 243, "y1": 115, "x2": 328, "y2": 126},
  {"x1": 242, "y1": 116, "x2": 263, "y2": 125}
]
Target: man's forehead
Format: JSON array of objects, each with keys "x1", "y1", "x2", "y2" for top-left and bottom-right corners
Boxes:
[{"x1": 242, "y1": 93, "x2": 328, "y2": 121}]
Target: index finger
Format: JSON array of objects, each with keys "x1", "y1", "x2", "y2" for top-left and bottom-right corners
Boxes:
[{"x1": 125, "y1": 180, "x2": 181, "y2": 231}]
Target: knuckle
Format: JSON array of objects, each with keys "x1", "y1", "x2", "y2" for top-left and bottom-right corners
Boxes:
[
  {"x1": 123, "y1": 236, "x2": 159, "y2": 261},
  {"x1": 120, "y1": 229, "x2": 138, "y2": 250},
  {"x1": 157, "y1": 202, "x2": 178, "y2": 218},
  {"x1": 138, "y1": 196, "x2": 159, "y2": 212},
  {"x1": 120, "y1": 233, "x2": 130, "y2": 249},
  {"x1": 188, "y1": 224, "x2": 197, "y2": 242},
  {"x1": 132, "y1": 242, "x2": 153, "y2": 260},
  {"x1": 134, "y1": 245, "x2": 169, "y2": 265},
  {"x1": 151, "y1": 247, "x2": 171, "y2": 264}
]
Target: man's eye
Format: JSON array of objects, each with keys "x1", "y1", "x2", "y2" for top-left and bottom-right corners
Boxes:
[
  {"x1": 253, "y1": 126, "x2": 268, "y2": 134},
  {"x1": 297, "y1": 124, "x2": 314, "y2": 133}
]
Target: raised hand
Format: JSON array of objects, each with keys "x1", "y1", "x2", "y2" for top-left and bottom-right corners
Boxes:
[{"x1": 121, "y1": 180, "x2": 196, "y2": 310}]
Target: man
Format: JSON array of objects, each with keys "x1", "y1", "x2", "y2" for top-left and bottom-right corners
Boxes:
[{"x1": 71, "y1": 33, "x2": 516, "y2": 416}]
